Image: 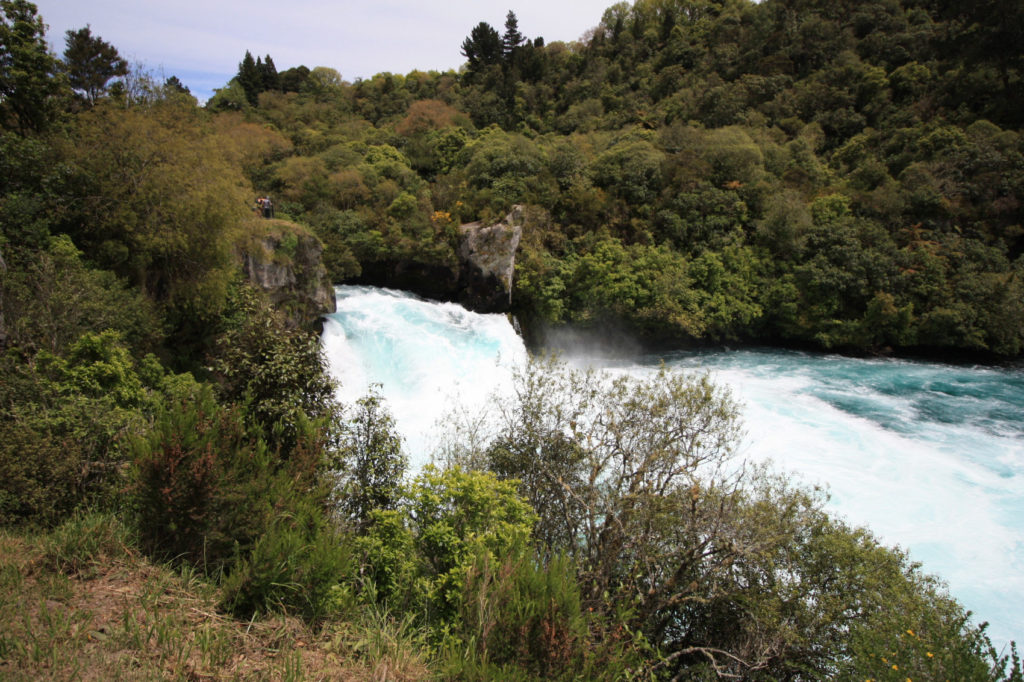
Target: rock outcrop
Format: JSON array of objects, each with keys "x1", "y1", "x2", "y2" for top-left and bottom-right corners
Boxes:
[
  {"x1": 240, "y1": 221, "x2": 336, "y2": 328},
  {"x1": 457, "y1": 205, "x2": 524, "y2": 313},
  {"x1": 348, "y1": 206, "x2": 526, "y2": 314}
]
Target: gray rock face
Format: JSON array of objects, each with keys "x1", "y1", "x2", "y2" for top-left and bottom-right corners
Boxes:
[
  {"x1": 457, "y1": 205, "x2": 524, "y2": 313},
  {"x1": 241, "y1": 228, "x2": 336, "y2": 328}
]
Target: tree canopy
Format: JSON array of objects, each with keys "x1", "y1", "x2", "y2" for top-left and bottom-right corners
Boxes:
[
  {"x1": 62, "y1": 25, "x2": 127, "y2": 105},
  {"x1": 0, "y1": 0, "x2": 64, "y2": 133}
]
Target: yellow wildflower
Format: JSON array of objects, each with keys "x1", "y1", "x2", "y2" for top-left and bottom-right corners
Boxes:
[
  {"x1": 907, "y1": 629, "x2": 915, "y2": 636},
  {"x1": 892, "y1": 664, "x2": 899, "y2": 670}
]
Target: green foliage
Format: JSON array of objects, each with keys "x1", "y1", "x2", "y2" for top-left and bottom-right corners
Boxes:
[
  {"x1": 38, "y1": 328, "x2": 146, "y2": 405},
  {"x1": 352, "y1": 509, "x2": 419, "y2": 607},
  {"x1": 409, "y1": 466, "x2": 537, "y2": 621},
  {"x1": 0, "y1": 0, "x2": 66, "y2": 134},
  {"x1": 206, "y1": 78, "x2": 248, "y2": 112},
  {"x1": 1, "y1": 235, "x2": 162, "y2": 356},
  {"x1": 220, "y1": 506, "x2": 355, "y2": 623},
  {"x1": 0, "y1": 329, "x2": 158, "y2": 527},
  {"x1": 0, "y1": 130, "x2": 64, "y2": 248},
  {"x1": 210, "y1": 285, "x2": 341, "y2": 457},
  {"x1": 561, "y1": 238, "x2": 703, "y2": 341},
  {"x1": 335, "y1": 388, "x2": 406, "y2": 530},
  {"x1": 236, "y1": 51, "x2": 260, "y2": 106},
  {"x1": 453, "y1": 356, "x2": 1016, "y2": 679},
  {"x1": 589, "y1": 137, "x2": 665, "y2": 205},
  {"x1": 461, "y1": 22, "x2": 503, "y2": 75},
  {"x1": 0, "y1": 384, "x2": 138, "y2": 527},
  {"x1": 58, "y1": 100, "x2": 249, "y2": 322},
  {"x1": 130, "y1": 384, "x2": 281, "y2": 570},
  {"x1": 353, "y1": 466, "x2": 538, "y2": 629},
  {"x1": 62, "y1": 25, "x2": 127, "y2": 105}
]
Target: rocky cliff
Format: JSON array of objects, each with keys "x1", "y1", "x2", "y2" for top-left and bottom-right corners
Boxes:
[
  {"x1": 457, "y1": 205, "x2": 524, "y2": 313},
  {"x1": 348, "y1": 206, "x2": 525, "y2": 314},
  {"x1": 239, "y1": 220, "x2": 336, "y2": 328}
]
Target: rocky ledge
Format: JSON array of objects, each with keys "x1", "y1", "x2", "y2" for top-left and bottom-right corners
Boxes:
[
  {"x1": 349, "y1": 206, "x2": 526, "y2": 314},
  {"x1": 457, "y1": 205, "x2": 524, "y2": 313}
]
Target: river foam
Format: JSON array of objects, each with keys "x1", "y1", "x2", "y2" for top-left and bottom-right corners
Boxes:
[{"x1": 322, "y1": 285, "x2": 1023, "y2": 647}]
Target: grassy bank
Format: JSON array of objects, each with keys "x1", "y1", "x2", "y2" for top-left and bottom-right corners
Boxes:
[{"x1": 0, "y1": 514, "x2": 430, "y2": 681}]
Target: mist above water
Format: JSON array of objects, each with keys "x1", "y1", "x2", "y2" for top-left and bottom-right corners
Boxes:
[{"x1": 322, "y1": 285, "x2": 1023, "y2": 647}]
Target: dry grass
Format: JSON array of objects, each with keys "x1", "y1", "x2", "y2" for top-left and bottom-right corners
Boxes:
[{"x1": 0, "y1": 525, "x2": 432, "y2": 681}]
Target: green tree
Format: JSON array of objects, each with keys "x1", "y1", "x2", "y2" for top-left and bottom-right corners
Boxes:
[
  {"x1": 62, "y1": 25, "x2": 127, "y2": 105},
  {"x1": 0, "y1": 235, "x2": 161, "y2": 356},
  {"x1": 336, "y1": 388, "x2": 406, "y2": 530},
  {"x1": 0, "y1": 333, "x2": 149, "y2": 527},
  {"x1": 0, "y1": 0, "x2": 64, "y2": 133},
  {"x1": 258, "y1": 53, "x2": 279, "y2": 92},
  {"x1": 278, "y1": 64, "x2": 309, "y2": 93},
  {"x1": 455, "y1": 357, "x2": 1017, "y2": 678},
  {"x1": 209, "y1": 285, "x2": 341, "y2": 457},
  {"x1": 132, "y1": 383, "x2": 285, "y2": 569},
  {"x1": 206, "y1": 78, "x2": 247, "y2": 111},
  {"x1": 461, "y1": 21, "x2": 503, "y2": 74},
  {"x1": 589, "y1": 137, "x2": 665, "y2": 205},
  {"x1": 502, "y1": 10, "x2": 524, "y2": 59},
  {"x1": 237, "y1": 50, "x2": 260, "y2": 105},
  {"x1": 163, "y1": 74, "x2": 189, "y2": 94},
  {"x1": 58, "y1": 100, "x2": 249, "y2": 321},
  {"x1": 408, "y1": 465, "x2": 537, "y2": 622}
]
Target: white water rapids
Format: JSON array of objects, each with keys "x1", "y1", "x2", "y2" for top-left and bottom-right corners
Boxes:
[{"x1": 322, "y1": 285, "x2": 1024, "y2": 647}]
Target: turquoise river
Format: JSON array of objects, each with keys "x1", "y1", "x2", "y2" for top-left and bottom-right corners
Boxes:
[{"x1": 321, "y1": 285, "x2": 1024, "y2": 648}]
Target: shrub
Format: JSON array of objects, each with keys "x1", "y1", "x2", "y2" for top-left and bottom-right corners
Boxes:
[
  {"x1": 131, "y1": 385, "x2": 281, "y2": 571},
  {"x1": 220, "y1": 505, "x2": 355, "y2": 623},
  {"x1": 0, "y1": 355, "x2": 140, "y2": 527}
]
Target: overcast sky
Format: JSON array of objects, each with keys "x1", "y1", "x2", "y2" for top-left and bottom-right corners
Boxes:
[{"x1": 34, "y1": 1, "x2": 617, "y2": 102}]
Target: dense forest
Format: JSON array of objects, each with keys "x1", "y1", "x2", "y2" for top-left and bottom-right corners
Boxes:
[
  {"x1": 1, "y1": 0, "x2": 1022, "y2": 678},
  {"x1": 206, "y1": 0, "x2": 1024, "y2": 358}
]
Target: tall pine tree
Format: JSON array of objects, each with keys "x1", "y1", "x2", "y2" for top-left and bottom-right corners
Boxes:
[
  {"x1": 502, "y1": 10, "x2": 523, "y2": 59},
  {"x1": 0, "y1": 0, "x2": 64, "y2": 133},
  {"x1": 236, "y1": 50, "x2": 260, "y2": 106},
  {"x1": 461, "y1": 22, "x2": 502, "y2": 72},
  {"x1": 260, "y1": 54, "x2": 279, "y2": 92},
  {"x1": 63, "y1": 25, "x2": 127, "y2": 106}
]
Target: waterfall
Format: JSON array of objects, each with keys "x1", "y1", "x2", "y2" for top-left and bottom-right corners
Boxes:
[
  {"x1": 321, "y1": 285, "x2": 527, "y2": 459},
  {"x1": 322, "y1": 285, "x2": 1024, "y2": 647}
]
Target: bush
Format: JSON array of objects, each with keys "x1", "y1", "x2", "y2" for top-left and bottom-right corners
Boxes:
[
  {"x1": 443, "y1": 551, "x2": 645, "y2": 680},
  {"x1": 131, "y1": 385, "x2": 282, "y2": 571},
  {"x1": 209, "y1": 285, "x2": 343, "y2": 460},
  {"x1": 0, "y1": 355, "x2": 140, "y2": 527},
  {"x1": 220, "y1": 506, "x2": 355, "y2": 623}
]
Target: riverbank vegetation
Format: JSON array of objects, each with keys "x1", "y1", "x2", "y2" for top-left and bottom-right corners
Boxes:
[
  {"x1": 2, "y1": 0, "x2": 1023, "y2": 677},
  {"x1": 206, "y1": 0, "x2": 1024, "y2": 359}
]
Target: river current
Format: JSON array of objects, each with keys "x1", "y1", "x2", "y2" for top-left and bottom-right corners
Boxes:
[{"x1": 322, "y1": 285, "x2": 1023, "y2": 647}]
